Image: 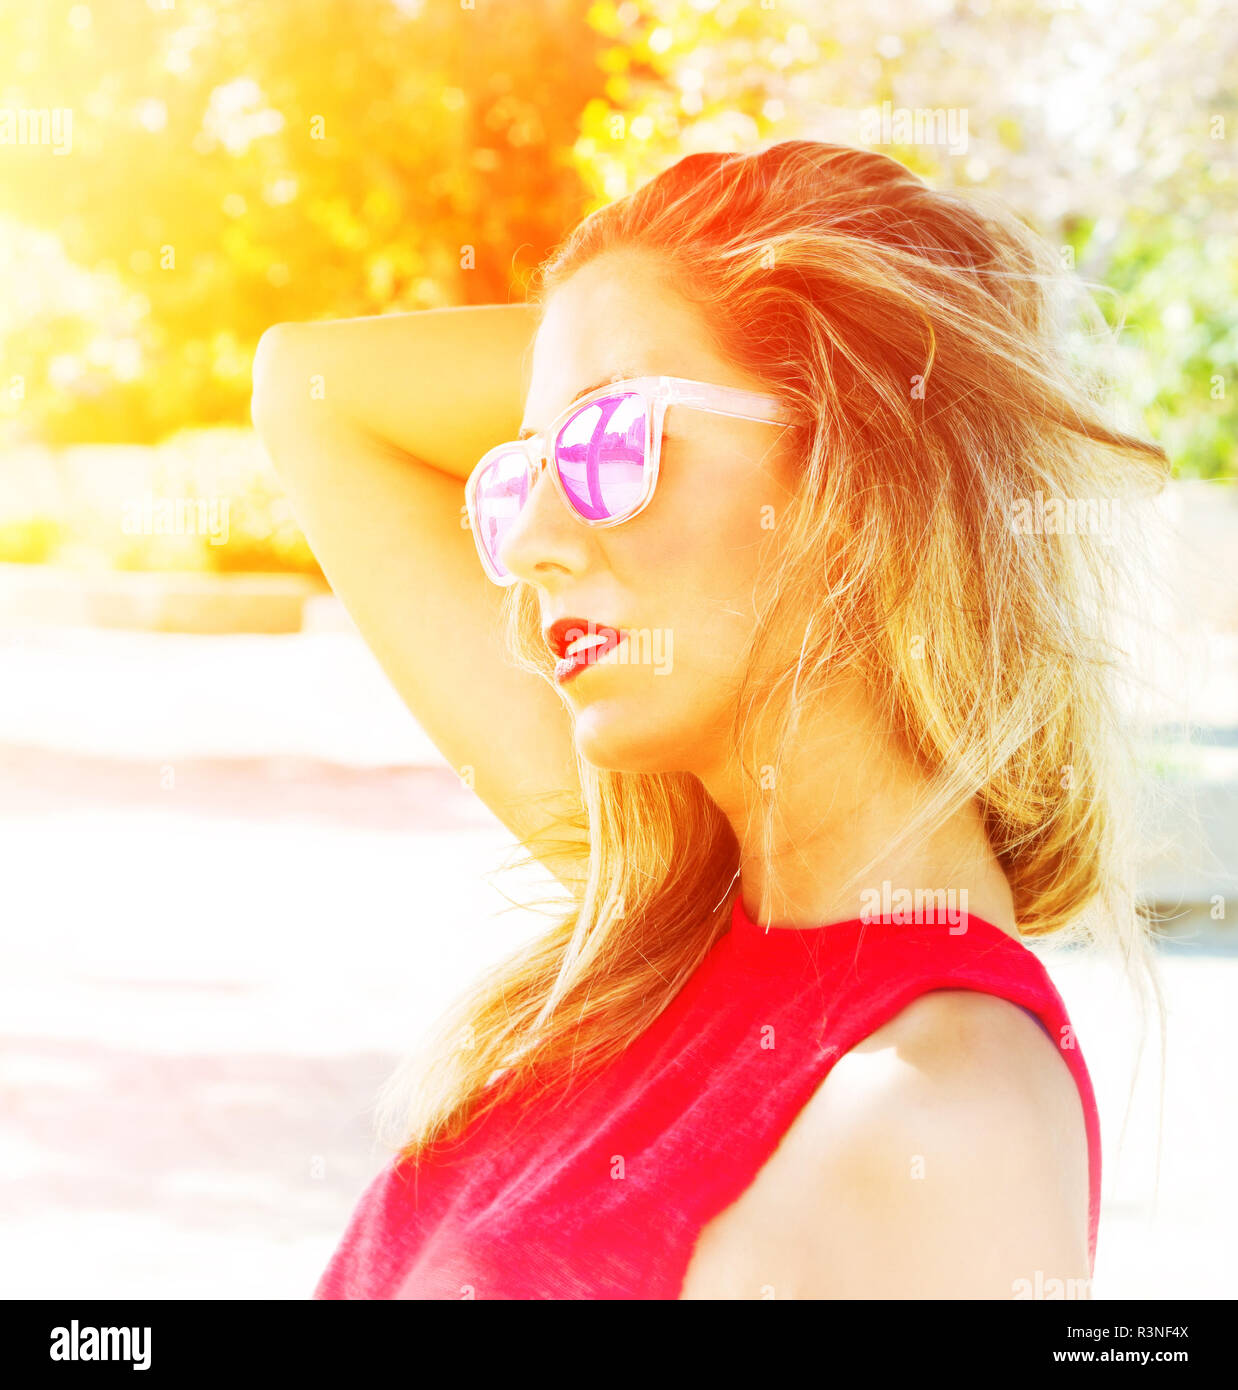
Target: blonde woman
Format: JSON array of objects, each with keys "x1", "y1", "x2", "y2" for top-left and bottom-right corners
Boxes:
[{"x1": 251, "y1": 141, "x2": 1168, "y2": 1299}]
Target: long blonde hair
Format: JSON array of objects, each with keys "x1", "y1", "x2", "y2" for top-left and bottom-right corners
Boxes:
[{"x1": 376, "y1": 140, "x2": 1171, "y2": 1161}]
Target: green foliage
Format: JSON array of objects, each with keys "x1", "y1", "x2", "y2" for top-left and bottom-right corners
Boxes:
[
  {"x1": 0, "y1": 0, "x2": 1231, "y2": 496},
  {"x1": 1098, "y1": 223, "x2": 1238, "y2": 481},
  {"x1": 573, "y1": 0, "x2": 1238, "y2": 483},
  {"x1": 0, "y1": 0, "x2": 608, "y2": 444}
]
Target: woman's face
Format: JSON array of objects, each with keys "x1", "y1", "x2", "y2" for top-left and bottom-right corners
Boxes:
[{"x1": 501, "y1": 251, "x2": 799, "y2": 776}]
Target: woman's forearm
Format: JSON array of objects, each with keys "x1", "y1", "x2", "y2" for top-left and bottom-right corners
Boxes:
[{"x1": 253, "y1": 302, "x2": 540, "y2": 481}]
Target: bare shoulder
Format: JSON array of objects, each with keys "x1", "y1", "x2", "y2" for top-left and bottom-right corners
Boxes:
[
  {"x1": 824, "y1": 988, "x2": 1086, "y2": 1131},
  {"x1": 680, "y1": 990, "x2": 1092, "y2": 1300}
]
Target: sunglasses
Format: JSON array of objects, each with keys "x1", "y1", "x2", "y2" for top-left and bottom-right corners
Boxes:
[{"x1": 464, "y1": 374, "x2": 798, "y2": 585}]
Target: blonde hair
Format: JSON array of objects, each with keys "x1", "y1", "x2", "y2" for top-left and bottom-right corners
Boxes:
[{"x1": 376, "y1": 140, "x2": 1171, "y2": 1161}]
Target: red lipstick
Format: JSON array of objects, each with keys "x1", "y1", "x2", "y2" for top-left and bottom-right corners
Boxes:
[{"x1": 544, "y1": 617, "x2": 627, "y2": 685}]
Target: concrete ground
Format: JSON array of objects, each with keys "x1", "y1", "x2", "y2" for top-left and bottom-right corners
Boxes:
[{"x1": 0, "y1": 621, "x2": 1235, "y2": 1299}]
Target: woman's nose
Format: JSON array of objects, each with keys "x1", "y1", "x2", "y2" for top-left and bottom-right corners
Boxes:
[{"x1": 498, "y1": 454, "x2": 592, "y2": 585}]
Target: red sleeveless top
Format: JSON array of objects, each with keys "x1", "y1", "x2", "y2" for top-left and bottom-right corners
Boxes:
[{"x1": 315, "y1": 896, "x2": 1101, "y2": 1299}]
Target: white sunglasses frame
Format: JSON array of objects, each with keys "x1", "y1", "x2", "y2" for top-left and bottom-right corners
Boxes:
[{"x1": 464, "y1": 374, "x2": 799, "y2": 586}]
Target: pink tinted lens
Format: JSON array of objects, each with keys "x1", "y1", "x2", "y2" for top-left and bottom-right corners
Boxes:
[
  {"x1": 554, "y1": 391, "x2": 649, "y2": 522},
  {"x1": 473, "y1": 448, "x2": 530, "y2": 579}
]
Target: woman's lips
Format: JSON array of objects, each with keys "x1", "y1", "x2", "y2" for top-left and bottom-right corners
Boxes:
[{"x1": 555, "y1": 626, "x2": 626, "y2": 684}]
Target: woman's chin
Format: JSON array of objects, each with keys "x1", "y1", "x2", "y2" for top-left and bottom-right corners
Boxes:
[{"x1": 572, "y1": 699, "x2": 693, "y2": 775}]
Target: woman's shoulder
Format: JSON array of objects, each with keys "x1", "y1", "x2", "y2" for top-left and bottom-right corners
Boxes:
[
  {"x1": 813, "y1": 987, "x2": 1089, "y2": 1161},
  {"x1": 681, "y1": 989, "x2": 1091, "y2": 1298}
]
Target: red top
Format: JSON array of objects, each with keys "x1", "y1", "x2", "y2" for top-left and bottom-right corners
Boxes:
[{"x1": 315, "y1": 895, "x2": 1101, "y2": 1299}]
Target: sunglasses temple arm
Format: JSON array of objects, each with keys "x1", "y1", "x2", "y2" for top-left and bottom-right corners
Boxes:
[{"x1": 663, "y1": 383, "x2": 795, "y2": 427}]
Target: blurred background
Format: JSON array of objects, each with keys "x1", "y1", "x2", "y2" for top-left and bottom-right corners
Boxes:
[{"x1": 0, "y1": 0, "x2": 1235, "y2": 1298}]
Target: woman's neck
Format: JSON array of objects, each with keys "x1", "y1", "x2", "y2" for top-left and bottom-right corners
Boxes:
[{"x1": 701, "y1": 682, "x2": 1017, "y2": 936}]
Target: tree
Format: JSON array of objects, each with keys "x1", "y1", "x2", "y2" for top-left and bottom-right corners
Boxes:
[{"x1": 0, "y1": 0, "x2": 608, "y2": 442}]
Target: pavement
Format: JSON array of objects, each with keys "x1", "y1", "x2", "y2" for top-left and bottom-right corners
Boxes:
[{"x1": 0, "y1": 618, "x2": 1235, "y2": 1299}]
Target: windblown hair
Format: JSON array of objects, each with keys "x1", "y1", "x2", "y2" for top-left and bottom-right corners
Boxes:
[{"x1": 376, "y1": 140, "x2": 1171, "y2": 1160}]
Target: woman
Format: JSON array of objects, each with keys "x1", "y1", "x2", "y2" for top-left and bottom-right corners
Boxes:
[{"x1": 251, "y1": 141, "x2": 1168, "y2": 1299}]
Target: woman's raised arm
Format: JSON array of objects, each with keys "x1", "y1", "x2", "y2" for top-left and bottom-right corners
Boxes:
[{"x1": 250, "y1": 305, "x2": 586, "y2": 887}]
